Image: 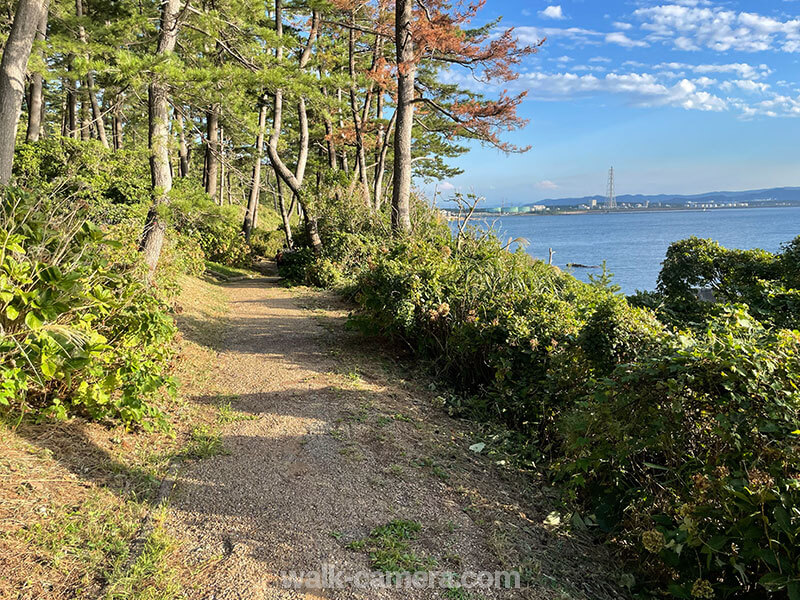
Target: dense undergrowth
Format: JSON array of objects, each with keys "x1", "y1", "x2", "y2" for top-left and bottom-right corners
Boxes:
[
  {"x1": 1, "y1": 139, "x2": 276, "y2": 430},
  {"x1": 279, "y1": 203, "x2": 800, "y2": 600}
]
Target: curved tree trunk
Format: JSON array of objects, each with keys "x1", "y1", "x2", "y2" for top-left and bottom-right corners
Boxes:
[
  {"x1": 139, "y1": 0, "x2": 181, "y2": 277},
  {"x1": 391, "y1": 0, "x2": 415, "y2": 233},
  {"x1": 0, "y1": 0, "x2": 49, "y2": 184}
]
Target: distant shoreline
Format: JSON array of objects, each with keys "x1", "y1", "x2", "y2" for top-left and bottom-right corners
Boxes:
[{"x1": 454, "y1": 203, "x2": 800, "y2": 219}]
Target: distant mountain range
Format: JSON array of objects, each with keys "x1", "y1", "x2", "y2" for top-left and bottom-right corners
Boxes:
[{"x1": 512, "y1": 186, "x2": 800, "y2": 208}]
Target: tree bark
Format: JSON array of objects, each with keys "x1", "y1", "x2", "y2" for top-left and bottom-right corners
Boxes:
[
  {"x1": 204, "y1": 105, "x2": 219, "y2": 198},
  {"x1": 243, "y1": 100, "x2": 267, "y2": 240},
  {"x1": 275, "y1": 169, "x2": 292, "y2": 249},
  {"x1": 374, "y1": 107, "x2": 396, "y2": 212},
  {"x1": 111, "y1": 93, "x2": 123, "y2": 149},
  {"x1": 25, "y1": 8, "x2": 48, "y2": 143},
  {"x1": 76, "y1": 0, "x2": 108, "y2": 148},
  {"x1": 175, "y1": 106, "x2": 189, "y2": 176},
  {"x1": 79, "y1": 90, "x2": 90, "y2": 140},
  {"x1": 218, "y1": 124, "x2": 225, "y2": 205},
  {"x1": 139, "y1": 0, "x2": 181, "y2": 277},
  {"x1": 391, "y1": 0, "x2": 415, "y2": 233},
  {"x1": 65, "y1": 65, "x2": 77, "y2": 138},
  {"x1": 0, "y1": 0, "x2": 49, "y2": 184}
]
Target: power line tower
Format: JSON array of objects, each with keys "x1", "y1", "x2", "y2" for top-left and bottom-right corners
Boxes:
[{"x1": 606, "y1": 166, "x2": 617, "y2": 209}]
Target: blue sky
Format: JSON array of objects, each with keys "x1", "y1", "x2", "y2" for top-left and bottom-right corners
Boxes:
[{"x1": 432, "y1": 0, "x2": 800, "y2": 204}]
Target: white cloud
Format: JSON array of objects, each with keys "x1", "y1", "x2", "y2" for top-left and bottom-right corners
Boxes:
[
  {"x1": 517, "y1": 71, "x2": 728, "y2": 111},
  {"x1": 536, "y1": 180, "x2": 559, "y2": 190},
  {"x1": 654, "y1": 62, "x2": 772, "y2": 81},
  {"x1": 606, "y1": 31, "x2": 649, "y2": 48},
  {"x1": 612, "y1": 22, "x2": 633, "y2": 30},
  {"x1": 720, "y1": 79, "x2": 771, "y2": 93},
  {"x1": 438, "y1": 181, "x2": 456, "y2": 191},
  {"x1": 540, "y1": 5, "x2": 566, "y2": 20},
  {"x1": 634, "y1": 5, "x2": 800, "y2": 53}
]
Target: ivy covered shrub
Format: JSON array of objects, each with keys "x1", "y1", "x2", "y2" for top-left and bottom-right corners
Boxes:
[
  {"x1": 0, "y1": 189, "x2": 176, "y2": 430},
  {"x1": 559, "y1": 308, "x2": 800, "y2": 599}
]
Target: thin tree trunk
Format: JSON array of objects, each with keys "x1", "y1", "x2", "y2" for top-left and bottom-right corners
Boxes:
[
  {"x1": 111, "y1": 93, "x2": 123, "y2": 149},
  {"x1": 204, "y1": 105, "x2": 219, "y2": 198},
  {"x1": 0, "y1": 0, "x2": 49, "y2": 184},
  {"x1": 85, "y1": 73, "x2": 107, "y2": 145},
  {"x1": 243, "y1": 100, "x2": 267, "y2": 240},
  {"x1": 175, "y1": 106, "x2": 188, "y2": 176},
  {"x1": 66, "y1": 66, "x2": 77, "y2": 138},
  {"x1": 25, "y1": 8, "x2": 47, "y2": 143},
  {"x1": 139, "y1": 0, "x2": 181, "y2": 277},
  {"x1": 336, "y1": 87, "x2": 348, "y2": 174},
  {"x1": 218, "y1": 124, "x2": 225, "y2": 205},
  {"x1": 347, "y1": 21, "x2": 372, "y2": 209},
  {"x1": 374, "y1": 107, "x2": 396, "y2": 212},
  {"x1": 266, "y1": 0, "x2": 321, "y2": 252},
  {"x1": 391, "y1": 0, "x2": 415, "y2": 232},
  {"x1": 74, "y1": 0, "x2": 109, "y2": 146},
  {"x1": 79, "y1": 90, "x2": 90, "y2": 140},
  {"x1": 275, "y1": 169, "x2": 292, "y2": 249}
]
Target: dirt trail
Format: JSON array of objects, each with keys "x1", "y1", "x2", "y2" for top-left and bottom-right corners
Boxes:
[{"x1": 166, "y1": 276, "x2": 623, "y2": 600}]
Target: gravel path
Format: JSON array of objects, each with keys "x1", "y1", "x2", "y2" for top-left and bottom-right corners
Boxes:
[{"x1": 166, "y1": 276, "x2": 623, "y2": 600}]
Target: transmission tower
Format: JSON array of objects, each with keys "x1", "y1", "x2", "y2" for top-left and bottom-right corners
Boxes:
[{"x1": 606, "y1": 167, "x2": 617, "y2": 209}]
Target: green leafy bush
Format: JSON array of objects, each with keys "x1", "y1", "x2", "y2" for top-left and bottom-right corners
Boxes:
[
  {"x1": 643, "y1": 236, "x2": 800, "y2": 329},
  {"x1": 560, "y1": 308, "x2": 800, "y2": 598},
  {"x1": 169, "y1": 180, "x2": 252, "y2": 267},
  {"x1": 0, "y1": 189, "x2": 176, "y2": 430},
  {"x1": 13, "y1": 138, "x2": 150, "y2": 208}
]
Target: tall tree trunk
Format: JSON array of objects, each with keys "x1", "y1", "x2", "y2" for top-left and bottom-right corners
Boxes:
[
  {"x1": 76, "y1": 0, "x2": 108, "y2": 148},
  {"x1": 374, "y1": 107, "x2": 396, "y2": 213},
  {"x1": 175, "y1": 106, "x2": 189, "y2": 176},
  {"x1": 218, "y1": 124, "x2": 225, "y2": 205},
  {"x1": 111, "y1": 93, "x2": 123, "y2": 149},
  {"x1": 336, "y1": 87, "x2": 348, "y2": 174},
  {"x1": 204, "y1": 105, "x2": 219, "y2": 198},
  {"x1": 391, "y1": 0, "x2": 415, "y2": 233},
  {"x1": 243, "y1": 100, "x2": 267, "y2": 240},
  {"x1": 275, "y1": 169, "x2": 292, "y2": 249},
  {"x1": 347, "y1": 21, "x2": 372, "y2": 209},
  {"x1": 65, "y1": 66, "x2": 77, "y2": 138},
  {"x1": 79, "y1": 90, "x2": 90, "y2": 140},
  {"x1": 25, "y1": 8, "x2": 47, "y2": 143},
  {"x1": 139, "y1": 0, "x2": 181, "y2": 277},
  {"x1": 266, "y1": 0, "x2": 320, "y2": 252},
  {"x1": 0, "y1": 0, "x2": 49, "y2": 184}
]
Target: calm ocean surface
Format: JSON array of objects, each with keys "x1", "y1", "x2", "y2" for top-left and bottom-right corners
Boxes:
[{"x1": 470, "y1": 207, "x2": 800, "y2": 294}]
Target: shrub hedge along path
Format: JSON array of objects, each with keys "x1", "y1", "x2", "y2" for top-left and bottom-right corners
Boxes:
[{"x1": 162, "y1": 273, "x2": 625, "y2": 599}]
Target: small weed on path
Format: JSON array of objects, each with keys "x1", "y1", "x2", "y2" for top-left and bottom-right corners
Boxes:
[{"x1": 346, "y1": 520, "x2": 437, "y2": 574}]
